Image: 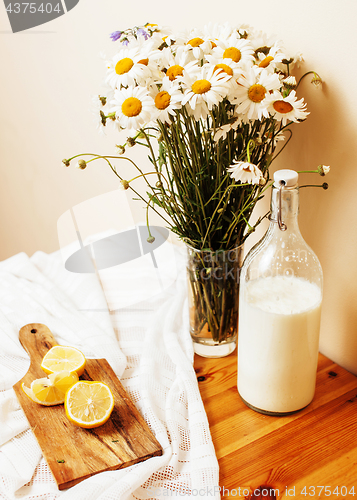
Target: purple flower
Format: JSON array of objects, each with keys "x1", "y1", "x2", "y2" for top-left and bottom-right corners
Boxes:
[
  {"x1": 110, "y1": 31, "x2": 122, "y2": 42},
  {"x1": 137, "y1": 28, "x2": 149, "y2": 40}
]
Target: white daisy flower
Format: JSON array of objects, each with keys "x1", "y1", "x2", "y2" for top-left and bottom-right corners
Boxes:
[
  {"x1": 151, "y1": 76, "x2": 183, "y2": 124},
  {"x1": 174, "y1": 28, "x2": 216, "y2": 60},
  {"x1": 180, "y1": 65, "x2": 231, "y2": 115},
  {"x1": 232, "y1": 66, "x2": 281, "y2": 120},
  {"x1": 214, "y1": 117, "x2": 241, "y2": 141},
  {"x1": 106, "y1": 47, "x2": 150, "y2": 89},
  {"x1": 248, "y1": 29, "x2": 281, "y2": 51},
  {"x1": 120, "y1": 34, "x2": 162, "y2": 72},
  {"x1": 235, "y1": 24, "x2": 255, "y2": 38},
  {"x1": 111, "y1": 86, "x2": 155, "y2": 133},
  {"x1": 227, "y1": 161, "x2": 263, "y2": 185},
  {"x1": 256, "y1": 126, "x2": 286, "y2": 148},
  {"x1": 276, "y1": 52, "x2": 304, "y2": 73},
  {"x1": 159, "y1": 46, "x2": 198, "y2": 81},
  {"x1": 266, "y1": 90, "x2": 309, "y2": 125},
  {"x1": 149, "y1": 30, "x2": 173, "y2": 49},
  {"x1": 291, "y1": 52, "x2": 304, "y2": 69},
  {"x1": 203, "y1": 22, "x2": 234, "y2": 42},
  {"x1": 256, "y1": 43, "x2": 286, "y2": 72},
  {"x1": 213, "y1": 34, "x2": 255, "y2": 68},
  {"x1": 204, "y1": 54, "x2": 243, "y2": 87}
]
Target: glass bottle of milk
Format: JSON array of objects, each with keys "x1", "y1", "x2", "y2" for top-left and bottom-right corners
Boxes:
[{"x1": 237, "y1": 169, "x2": 323, "y2": 415}]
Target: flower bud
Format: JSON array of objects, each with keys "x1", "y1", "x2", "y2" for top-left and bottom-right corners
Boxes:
[
  {"x1": 282, "y1": 57, "x2": 294, "y2": 65},
  {"x1": 322, "y1": 182, "x2": 329, "y2": 190},
  {"x1": 119, "y1": 180, "x2": 130, "y2": 190},
  {"x1": 62, "y1": 159, "x2": 70, "y2": 167},
  {"x1": 147, "y1": 236, "x2": 155, "y2": 244},
  {"x1": 76, "y1": 160, "x2": 87, "y2": 170},
  {"x1": 127, "y1": 137, "x2": 136, "y2": 147},
  {"x1": 110, "y1": 30, "x2": 122, "y2": 42},
  {"x1": 283, "y1": 76, "x2": 297, "y2": 90},
  {"x1": 100, "y1": 110, "x2": 107, "y2": 127},
  {"x1": 99, "y1": 96, "x2": 107, "y2": 106},
  {"x1": 317, "y1": 165, "x2": 330, "y2": 176},
  {"x1": 155, "y1": 181, "x2": 163, "y2": 188},
  {"x1": 116, "y1": 144, "x2": 125, "y2": 155},
  {"x1": 311, "y1": 73, "x2": 323, "y2": 88}
]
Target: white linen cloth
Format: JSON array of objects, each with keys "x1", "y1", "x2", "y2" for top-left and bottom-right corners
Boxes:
[{"x1": 0, "y1": 244, "x2": 220, "y2": 500}]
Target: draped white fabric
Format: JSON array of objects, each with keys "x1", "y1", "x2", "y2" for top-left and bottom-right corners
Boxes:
[{"x1": 0, "y1": 245, "x2": 220, "y2": 500}]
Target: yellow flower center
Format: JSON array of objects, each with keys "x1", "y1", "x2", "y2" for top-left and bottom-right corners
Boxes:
[
  {"x1": 188, "y1": 37, "x2": 205, "y2": 47},
  {"x1": 115, "y1": 58, "x2": 134, "y2": 75},
  {"x1": 248, "y1": 84, "x2": 267, "y2": 103},
  {"x1": 259, "y1": 56, "x2": 274, "y2": 68},
  {"x1": 121, "y1": 97, "x2": 142, "y2": 117},
  {"x1": 192, "y1": 79, "x2": 212, "y2": 94},
  {"x1": 155, "y1": 91, "x2": 171, "y2": 110},
  {"x1": 145, "y1": 23, "x2": 158, "y2": 27},
  {"x1": 138, "y1": 58, "x2": 149, "y2": 66},
  {"x1": 223, "y1": 47, "x2": 241, "y2": 63},
  {"x1": 214, "y1": 63, "x2": 233, "y2": 76},
  {"x1": 273, "y1": 100, "x2": 294, "y2": 114},
  {"x1": 166, "y1": 65, "x2": 184, "y2": 81}
]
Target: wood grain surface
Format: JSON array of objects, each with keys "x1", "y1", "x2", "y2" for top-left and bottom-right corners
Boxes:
[
  {"x1": 194, "y1": 350, "x2": 357, "y2": 499},
  {"x1": 13, "y1": 324, "x2": 162, "y2": 490}
]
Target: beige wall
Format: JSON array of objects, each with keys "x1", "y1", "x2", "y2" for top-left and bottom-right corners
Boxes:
[{"x1": 1, "y1": 0, "x2": 357, "y2": 372}]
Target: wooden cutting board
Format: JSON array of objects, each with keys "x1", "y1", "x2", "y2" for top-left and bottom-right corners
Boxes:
[{"x1": 13, "y1": 323, "x2": 163, "y2": 490}]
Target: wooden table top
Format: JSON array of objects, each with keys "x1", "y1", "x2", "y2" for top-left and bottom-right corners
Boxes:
[{"x1": 194, "y1": 350, "x2": 357, "y2": 499}]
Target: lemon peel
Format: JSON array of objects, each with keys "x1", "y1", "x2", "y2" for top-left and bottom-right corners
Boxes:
[{"x1": 22, "y1": 370, "x2": 79, "y2": 406}]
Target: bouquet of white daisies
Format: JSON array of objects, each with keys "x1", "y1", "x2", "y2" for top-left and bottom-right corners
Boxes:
[{"x1": 64, "y1": 22, "x2": 327, "y2": 251}]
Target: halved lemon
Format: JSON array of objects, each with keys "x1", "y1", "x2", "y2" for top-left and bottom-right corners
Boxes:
[
  {"x1": 41, "y1": 346, "x2": 86, "y2": 376},
  {"x1": 64, "y1": 381, "x2": 115, "y2": 428},
  {"x1": 22, "y1": 370, "x2": 79, "y2": 406}
]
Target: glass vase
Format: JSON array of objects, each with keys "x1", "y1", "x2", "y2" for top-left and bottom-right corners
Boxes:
[{"x1": 186, "y1": 244, "x2": 244, "y2": 358}]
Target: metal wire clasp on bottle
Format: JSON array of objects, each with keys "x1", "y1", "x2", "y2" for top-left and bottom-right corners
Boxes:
[
  {"x1": 277, "y1": 180, "x2": 287, "y2": 231},
  {"x1": 269, "y1": 180, "x2": 287, "y2": 231}
]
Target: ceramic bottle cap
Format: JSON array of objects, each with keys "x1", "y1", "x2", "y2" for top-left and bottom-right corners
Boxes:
[{"x1": 273, "y1": 169, "x2": 299, "y2": 188}]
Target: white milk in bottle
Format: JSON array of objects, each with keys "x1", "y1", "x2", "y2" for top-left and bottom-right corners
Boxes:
[{"x1": 238, "y1": 275, "x2": 322, "y2": 413}]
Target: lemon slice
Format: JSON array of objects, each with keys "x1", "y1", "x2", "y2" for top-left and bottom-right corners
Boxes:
[
  {"x1": 22, "y1": 370, "x2": 79, "y2": 406},
  {"x1": 41, "y1": 346, "x2": 86, "y2": 376},
  {"x1": 65, "y1": 381, "x2": 114, "y2": 428}
]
